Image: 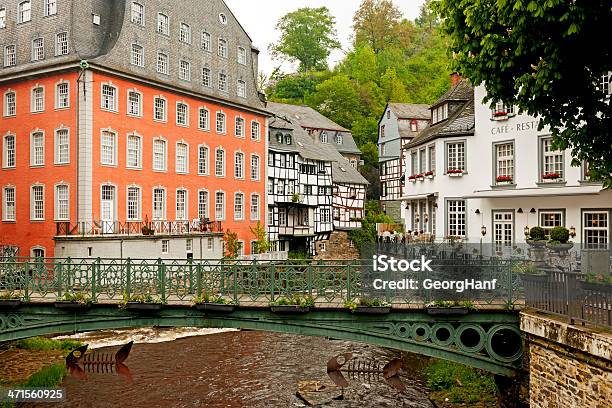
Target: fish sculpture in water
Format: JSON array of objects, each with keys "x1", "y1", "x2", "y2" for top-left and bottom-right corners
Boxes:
[
  {"x1": 66, "y1": 341, "x2": 134, "y2": 382},
  {"x1": 326, "y1": 352, "x2": 405, "y2": 392}
]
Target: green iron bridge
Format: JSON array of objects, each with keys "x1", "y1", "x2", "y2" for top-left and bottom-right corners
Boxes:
[{"x1": 0, "y1": 257, "x2": 524, "y2": 376}]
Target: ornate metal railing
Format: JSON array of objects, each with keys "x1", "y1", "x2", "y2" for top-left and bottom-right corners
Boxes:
[
  {"x1": 0, "y1": 257, "x2": 521, "y2": 307},
  {"x1": 523, "y1": 269, "x2": 612, "y2": 329},
  {"x1": 56, "y1": 219, "x2": 223, "y2": 237}
]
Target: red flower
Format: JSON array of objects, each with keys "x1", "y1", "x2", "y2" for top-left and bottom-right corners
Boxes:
[
  {"x1": 425, "y1": 171, "x2": 434, "y2": 176},
  {"x1": 543, "y1": 173, "x2": 561, "y2": 180},
  {"x1": 494, "y1": 111, "x2": 507, "y2": 117},
  {"x1": 447, "y1": 169, "x2": 464, "y2": 174},
  {"x1": 496, "y1": 175, "x2": 513, "y2": 183},
  {"x1": 408, "y1": 175, "x2": 416, "y2": 180},
  {"x1": 415, "y1": 173, "x2": 424, "y2": 178}
]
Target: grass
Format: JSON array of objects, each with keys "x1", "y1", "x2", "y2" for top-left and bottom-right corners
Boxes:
[
  {"x1": 1, "y1": 364, "x2": 68, "y2": 408},
  {"x1": 14, "y1": 336, "x2": 83, "y2": 351},
  {"x1": 425, "y1": 360, "x2": 498, "y2": 405}
]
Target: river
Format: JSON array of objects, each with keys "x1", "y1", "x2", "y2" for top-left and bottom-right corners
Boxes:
[{"x1": 27, "y1": 328, "x2": 434, "y2": 408}]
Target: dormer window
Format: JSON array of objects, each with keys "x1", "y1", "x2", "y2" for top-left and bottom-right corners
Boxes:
[
  {"x1": 336, "y1": 134, "x2": 343, "y2": 145},
  {"x1": 276, "y1": 133, "x2": 283, "y2": 144},
  {"x1": 285, "y1": 135, "x2": 292, "y2": 145},
  {"x1": 387, "y1": 110, "x2": 390, "y2": 119},
  {"x1": 432, "y1": 104, "x2": 448, "y2": 124},
  {"x1": 320, "y1": 132, "x2": 328, "y2": 143},
  {"x1": 410, "y1": 120, "x2": 418, "y2": 132}
]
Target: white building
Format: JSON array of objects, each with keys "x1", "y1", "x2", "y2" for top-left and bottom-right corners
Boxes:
[{"x1": 400, "y1": 77, "x2": 612, "y2": 250}]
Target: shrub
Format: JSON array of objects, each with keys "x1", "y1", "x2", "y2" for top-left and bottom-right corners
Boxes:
[
  {"x1": 549, "y1": 226, "x2": 570, "y2": 243},
  {"x1": 14, "y1": 337, "x2": 83, "y2": 351},
  {"x1": 425, "y1": 360, "x2": 497, "y2": 404},
  {"x1": 23, "y1": 364, "x2": 67, "y2": 388},
  {"x1": 529, "y1": 226, "x2": 546, "y2": 241}
]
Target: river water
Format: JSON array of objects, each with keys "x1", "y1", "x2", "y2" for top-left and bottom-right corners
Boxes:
[{"x1": 29, "y1": 328, "x2": 434, "y2": 408}]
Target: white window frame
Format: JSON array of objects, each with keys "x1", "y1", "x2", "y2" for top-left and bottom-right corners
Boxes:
[
  {"x1": 0, "y1": 8, "x2": 6, "y2": 30},
  {"x1": 583, "y1": 211, "x2": 609, "y2": 249},
  {"x1": 215, "y1": 191, "x2": 225, "y2": 220},
  {"x1": 234, "y1": 151, "x2": 244, "y2": 179},
  {"x1": 4, "y1": 90, "x2": 16, "y2": 117},
  {"x1": 175, "y1": 141, "x2": 189, "y2": 174},
  {"x1": 161, "y1": 239, "x2": 169, "y2": 254},
  {"x1": 3, "y1": 134, "x2": 16, "y2": 168},
  {"x1": 237, "y1": 79, "x2": 246, "y2": 98},
  {"x1": 100, "y1": 129, "x2": 117, "y2": 166},
  {"x1": 18, "y1": 1, "x2": 31, "y2": 24},
  {"x1": 4, "y1": 45, "x2": 16, "y2": 67},
  {"x1": 32, "y1": 37, "x2": 44, "y2": 61},
  {"x1": 179, "y1": 59, "x2": 191, "y2": 81},
  {"x1": 54, "y1": 184, "x2": 69, "y2": 221},
  {"x1": 201, "y1": 31, "x2": 211, "y2": 51},
  {"x1": 31, "y1": 86, "x2": 45, "y2": 113},
  {"x1": 126, "y1": 133, "x2": 142, "y2": 169},
  {"x1": 251, "y1": 121, "x2": 260, "y2": 141},
  {"x1": 157, "y1": 13, "x2": 169, "y2": 36},
  {"x1": 215, "y1": 148, "x2": 225, "y2": 177},
  {"x1": 45, "y1": 0, "x2": 57, "y2": 17},
  {"x1": 101, "y1": 83, "x2": 118, "y2": 112},
  {"x1": 55, "y1": 32, "x2": 69, "y2": 56},
  {"x1": 237, "y1": 46, "x2": 247, "y2": 65},
  {"x1": 250, "y1": 193, "x2": 260, "y2": 221},
  {"x1": 198, "y1": 145, "x2": 209, "y2": 175},
  {"x1": 30, "y1": 130, "x2": 45, "y2": 167},
  {"x1": 157, "y1": 52, "x2": 169, "y2": 75},
  {"x1": 218, "y1": 38, "x2": 228, "y2": 58},
  {"x1": 2, "y1": 186, "x2": 16, "y2": 221},
  {"x1": 446, "y1": 199, "x2": 466, "y2": 237},
  {"x1": 198, "y1": 107, "x2": 210, "y2": 130},
  {"x1": 198, "y1": 189, "x2": 209, "y2": 219},
  {"x1": 218, "y1": 72, "x2": 228, "y2": 92},
  {"x1": 55, "y1": 81, "x2": 70, "y2": 109},
  {"x1": 250, "y1": 154, "x2": 260, "y2": 181},
  {"x1": 131, "y1": 2, "x2": 144, "y2": 25},
  {"x1": 176, "y1": 102, "x2": 189, "y2": 127},
  {"x1": 235, "y1": 116, "x2": 245, "y2": 138},
  {"x1": 152, "y1": 187, "x2": 167, "y2": 220},
  {"x1": 446, "y1": 141, "x2": 465, "y2": 172},
  {"x1": 30, "y1": 184, "x2": 45, "y2": 221},
  {"x1": 152, "y1": 137, "x2": 167, "y2": 171},
  {"x1": 153, "y1": 95, "x2": 167, "y2": 122},
  {"x1": 176, "y1": 189, "x2": 188, "y2": 220},
  {"x1": 495, "y1": 142, "x2": 514, "y2": 183},
  {"x1": 179, "y1": 22, "x2": 191, "y2": 44},
  {"x1": 216, "y1": 111, "x2": 226, "y2": 134},
  {"x1": 54, "y1": 127, "x2": 70, "y2": 164},
  {"x1": 126, "y1": 185, "x2": 141, "y2": 221},
  {"x1": 131, "y1": 43, "x2": 144, "y2": 67},
  {"x1": 127, "y1": 90, "x2": 142, "y2": 117},
  {"x1": 201, "y1": 67, "x2": 211, "y2": 87},
  {"x1": 540, "y1": 136, "x2": 564, "y2": 182},
  {"x1": 234, "y1": 192, "x2": 244, "y2": 220}
]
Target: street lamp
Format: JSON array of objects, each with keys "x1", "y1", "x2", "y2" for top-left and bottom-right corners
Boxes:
[
  {"x1": 569, "y1": 226, "x2": 576, "y2": 238},
  {"x1": 524, "y1": 226, "x2": 530, "y2": 236},
  {"x1": 481, "y1": 225, "x2": 487, "y2": 236}
]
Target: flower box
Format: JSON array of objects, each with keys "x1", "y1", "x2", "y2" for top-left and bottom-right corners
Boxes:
[
  {"x1": 415, "y1": 174, "x2": 424, "y2": 181},
  {"x1": 126, "y1": 302, "x2": 163, "y2": 312},
  {"x1": 354, "y1": 306, "x2": 391, "y2": 315},
  {"x1": 496, "y1": 175, "x2": 513, "y2": 183},
  {"x1": 270, "y1": 305, "x2": 310, "y2": 314},
  {"x1": 195, "y1": 303, "x2": 235, "y2": 313},
  {"x1": 542, "y1": 173, "x2": 561, "y2": 180},
  {"x1": 425, "y1": 171, "x2": 434, "y2": 179},
  {"x1": 0, "y1": 299, "x2": 22, "y2": 308},
  {"x1": 426, "y1": 306, "x2": 469, "y2": 316},
  {"x1": 447, "y1": 169, "x2": 464, "y2": 177},
  {"x1": 408, "y1": 176, "x2": 417, "y2": 183},
  {"x1": 54, "y1": 301, "x2": 91, "y2": 310}
]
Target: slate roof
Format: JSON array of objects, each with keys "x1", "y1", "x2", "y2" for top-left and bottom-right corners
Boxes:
[
  {"x1": 269, "y1": 115, "x2": 368, "y2": 185},
  {"x1": 405, "y1": 80, "x2": 475, "y2": 149},
  {"x1": 267, "y1": 102, "x2": 362, "y2": 155},
  {"x1": 388, "y1": 103, "x2": 430, "y2": 120}
]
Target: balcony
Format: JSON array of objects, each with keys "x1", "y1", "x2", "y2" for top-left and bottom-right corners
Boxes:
[
  {"x1": 278, "y1": 225, "x2": 315, "y2": 237},
  {"x1": 56, "y1": 219, "x2": 223, "y2": 237}
]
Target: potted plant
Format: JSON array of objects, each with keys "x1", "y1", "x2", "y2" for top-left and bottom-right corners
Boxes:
[
  {"x1": 426, "y1": 300, "x2": 470, "y2": 315},
  {"x1": 425, "y1": 171, "x2": 434, "y2": 179},
  {"x1": 141, "y1": 225, "x2": 155, "y2": 236},
  {"x1": 542, "y1": 172, "x2": 561, "y2": 181},
  {"x1": 270, "y1": 294, "x2": 314, "y2": 313},
  {"x1": 415, "y1": 173, "x2": 424, "y2": 181},
  {"x1": 349, "y1": 298, "x2": 391, "y2": 314},
  {"x1": 496, "y1": 175, "x2": 513, "y2": 184},
  {"x1": 121, "y1": 293, "x2": 164, "y2": 311},
  {"x1": 291, "y1": 193, "x2": 302, "y2": 203},
  {"x1": 55, "y1": 291, "x2": 92, "y2": 310},
  {"x1": 408, "y1": 175, "x2": 417, "y2": 183},
  {"x1": 193, "y1": 292, "x2": 234, "y2": 312},
  {"x1": 546, "y1": 226, "x2": 574, "y2": 252},
  {"x1": 447, "y1": 169, "x2": 464, "y2": 177},
  {"x1": 526, "y1": 226, "x2": 548, "y2": 247},
  {"x1": 0, "y1": 291, "x2": 22, "y2": 308},
  {"x1": 493, "y1": 110, "x2": 508, "y2": 118}
]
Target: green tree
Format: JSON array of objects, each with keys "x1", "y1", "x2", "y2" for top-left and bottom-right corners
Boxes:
[
  {"x1": 435, "y1": 0, "x2": 612, "y2": 187},
  {"x1": 270, "y1": 7, "x2": 341, "y2": 72},
  {"x1": 305, "y1": 75, "x2": 363, "y2": 129},
  {"x1": 348, "y1": 201, "x2": 394, "y2": 253},
  {"x1": 249, "y1": 222, "x2": 271, "y2": 254},
  {"x1": 380, "y1": 67, "x2": 409, "y2": 102},
  {"x1": 223, "y1": 230, "x2": 240, "y2": 259},
  {"x1": 353, "y1": 0, "x2": 404, "y2": 53}
]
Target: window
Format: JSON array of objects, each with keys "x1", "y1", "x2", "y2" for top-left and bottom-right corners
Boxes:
[
  {"x1": 218, "y1": 72, "x2": 228, "y2": 92},
  {"x1": 198, "y1": 107, "x2": 209, "y2": 130},
  {"x1": 583, "y1": 211, "x2": 608, "y2": 249},
  {"x1": 131, "y1": 2, "x2": 144, "y2": 25},
  {"x1": 320, "y1": 132, "x2": 328, "y2": 143},
  {"x1": 55, "y1": 128, "x2": 69, "y2": 164},
  {"x1": 198, "y1": 190, "x2": 208, "y2": 219},
  {"x1": 201, "y1": 31, "x2": 211, "y2": 51},
  {"x1": 215, "y1": 191, "x2": 225, "y2": 220},
  {"x1": 179, "y1": 23, "x2": 191, "y2": 43},
  {"x1": 4, "y1": 45, "x2": 16, "y2": 67},
  {"x1": 219, "y1": 13, "x2": 227, "y2": 24},
  {"x1": 101, "y1": 84, "x2": 117, "y2": 111},
  {"x1": 3, "y1": 187, "x2": 16, "y2": 221},
  {"x1": 321, "y1": 208, "x2": 331, "y2": 223},
  {"x1": 55, "y1": 32, "x2": 69, "y2": 56},
  {"x1": 237, "y1": 80, "x2": 246, "y2": 98},
  {"x1": 336, "y1": 135, "x2": 343, "y2": 145},
  {"x1": 4, "y1": 91, "x2": 15, "y2": 116},
  {"x1": 92, "y1": 14, "x2": 100, "y2": 25},
  {"x1": 234, "y1": 152, "x2": 244, "y2": 179},
  {"x1": 447, "y1": 200, "x2": 466, "y2": 237},
  {"x1": 419, "y1": 149, "x2": 426, "y2": 174},
  {"x1": 157, "y1": 52, "x2": 169, "y2": 74},
  {"x1": 154, "y1": 96, "x2": 167, "y2": 121},
  {"x1": 446, "y1": 141, "x2": 465, "y2": 172},
  {"x1": 161, "y1": 239, "x2": 169, "y2": 254},
  {"x1": 176, "y1": 189, "x2": 187, "y2": 220},
  {"x1": 153, "y1": 188, "x2": 166, "y2": 219},
  {"x1": 54, "y1": 185, "x2": 69, "y2": 220},
  {"x1": 207, "y1": 237, "x2": 214, "y2": 251},
  {"x1": 234, "y1": 193, "x2": 244, "y2": 220},
  {"x1": 251, "y1": 121, "x2": 260, "y2": 140},
  {"x1": 18, "y1": 1, "x2": 31, "y2": 23},
  {"x1": 32, "y1": 38, "x2": 44, "y2": 61},
  {"x1": 600, "y1": 72, "x2": 611, "y2": 95},
  {"x1": 495, "y1": 142, "x2": 514, "y2": 183},
  {"x1": 100, "y1": 130, "x2": 116, "y2": 165},
  {"x1": 126, "y1": 91, "x2": 142, "y2": 116},
  {"x1": 198, "y1": 146, "x2": 208, "y2": 175},
  {"x1": 127, "y1": 186, "x2": 140, "y2": 220},
  {"x1": 250, "y1": 154, "x2": 260, "y2": 180},
  {"x1": 176, "y1": 102, "x2": 189, "y2": 126},
  {"x1": 541, "y1": 137, "x2": 564, "y2": 181},
  {"x1": 45, "y1": 0, "x2": 56, "y2": 17},
  {"x1": 126, "y1": 134, "x2": 141, "y2": 168},
  {"x1": 218, "y1": 39, "x2": 228, "y2": 57},
  {"x1": 410, "y1": 120, "x2": 418, "y2": 132},
  {"x1": 492, "y1": 101, "x2": 515, "y2": 117},
  {"x1": 30, "y1": 132, "x2": 44, "y2": 166},
  {"x1": 428, "y1": 145, "x2": 435, "y2": 173},
  {"x1": 31, "y1": 185, "x2": 44, "y2": 220},
  {"x1": 3, "y1": 135, "x2": 15, "y2": 168},
  {"x1": 237, "y1": 47, "x2": 247, "y2": 65},
  {"x1": 179, "y1": 60, "x2": 191, "y2": 81},
  {"x1": 56, "y1": 82, "x2": 69, "y2": 108},
  {"x1": 235, "y1": 117, "x2": 244, "y2": 137},
  {"x1": 201, "y1": 67, "x2": 211, "y2": 87},
  {"x1": 250, "y1": 194, "x2": 260, "y2": 220},
  {"x1": 432, "y1": 103, "x2": 448, "y2": 123},
  {"x1": 157, "y1": 13, "x2": 169, "y2": 35},
  {"x1": 31, "y1": 87, "x2": 44, "y2": 112},
  {"x1": 278, "y1": 208, "x2": 287, "y2": 226},
  {"x1": 216, "y1": 111, "x2": 226, "y2": 133},
  {"x1": 131, "y1": 44, "x2": 144, "y2": 66},
  {"x1": 175, "y1": 142, "x2": 188, "y2": 173},
  {"x1": 410, "y1": 151, "x2": 418, "y2": 175},
  {"x1": 31, "y1": 247, "x2": 45, "y2": 258},
  {"x1": 153, "y1": 139, "x2": 167, "y2": 171},
  {"x1": 380, "y1": 125, "x2": 385, "y2": 138},
  {"x1": 186, "y1": 238, "x2": 193, "y2": 252},
  {"x1": 539, "y1": 210, "x2": 564, "y2": 236},
  {"x1": 215, "y1": 148, "x2": 225, "y2": 176},
  {"x1": 0, "y1": 9, "x2": 5, "y2": 29}
]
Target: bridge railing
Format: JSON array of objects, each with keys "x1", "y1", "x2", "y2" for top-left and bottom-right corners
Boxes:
[{"x1": 0, "y1": 257, "x2": 522, "y2": 307}]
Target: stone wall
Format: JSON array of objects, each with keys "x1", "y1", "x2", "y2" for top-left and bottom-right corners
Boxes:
[
  {"x1": 314, "y1": 231, "x2": 359, "y2": 260},
  {"x1": 521, "y1": 311, "x2": 612, "y2": 408}
]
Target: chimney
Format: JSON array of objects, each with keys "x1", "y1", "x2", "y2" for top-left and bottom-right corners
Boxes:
[{"x1": 450, "y1": 72, "x2": 461, "y2": 86}]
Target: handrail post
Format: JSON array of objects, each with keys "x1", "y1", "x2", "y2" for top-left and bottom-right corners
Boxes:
[
  {"x1": 270, "y1": 262, "x2": 276, "y2": 303},
  {"x1": 188, "y1": 257, "x2": 193, "y2": 295},
  {"x1": 24, "y1": 259, "x2": 31, "y2": 301},
  {"x1": 57, "y1": 258, "x2": 63, "y2": 298},
  {"x1": 126, "y1": 258, "x2": 132, "y2": 299},
  {"x1": 232, "y1": 261, "x2": 238, "y2": 304},
  {"x1": 346, "y1": 263, "x2": 351, "y2": 302},
  {"x1": 158, "y1": 258, "x2": 166, "y2": 303},
  {"x1": 307, "y1": 263, "x2": 313, "y2": 299},
  {"x1": 196, "y1": 260, "x2": 202, "y2": 299},
  {"x1": 92, "y1": 257, "x2": 99, "y2": 302}
]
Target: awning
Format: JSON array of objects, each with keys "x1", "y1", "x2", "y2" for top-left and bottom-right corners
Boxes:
[
  {"x1": 464, "y1": 184, "x2": 603, "y2": 199},
  {"x1": 400, "y1": 192, "x2": 439, "y2": 201}
]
